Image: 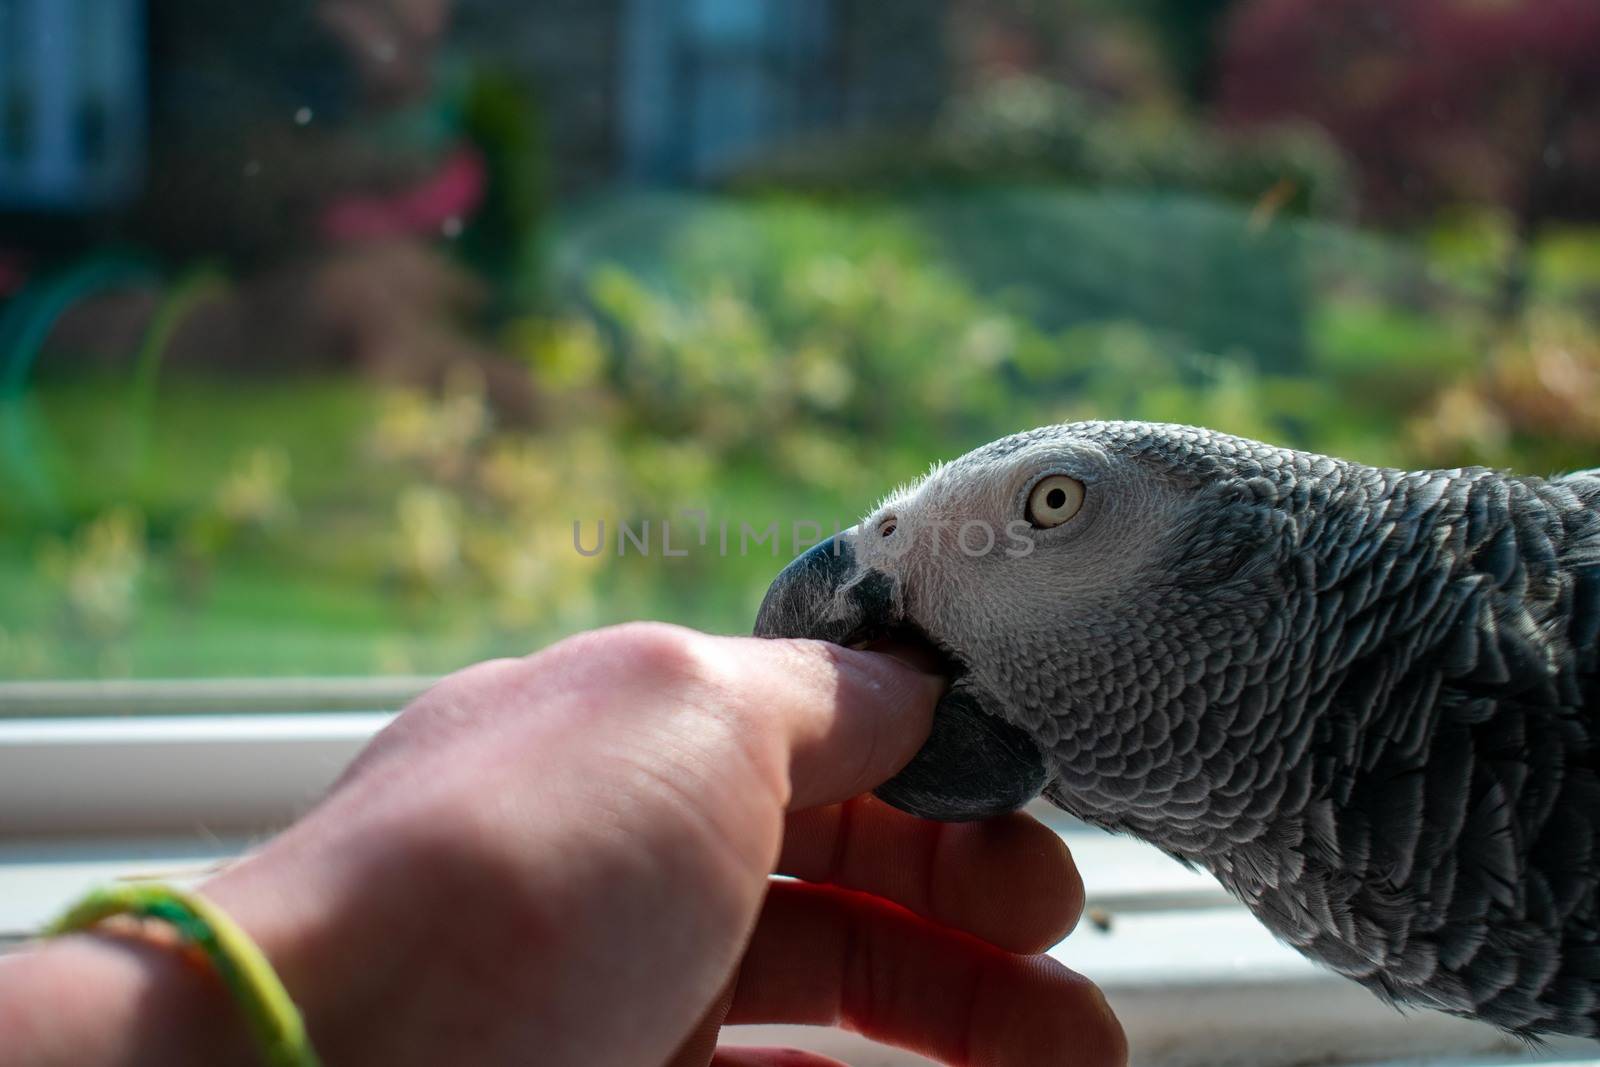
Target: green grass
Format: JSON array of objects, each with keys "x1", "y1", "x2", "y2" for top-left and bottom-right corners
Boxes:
[
  {"x1": 0, "y1": 374, "x2": 921, "y2": 679},
  {"x1": 3, "y1": 378, "x2": 385, "y2": 531}
]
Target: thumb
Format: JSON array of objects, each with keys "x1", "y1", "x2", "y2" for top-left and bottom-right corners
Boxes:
[{"x1": 713, "y1": 636, "x2": 942, "y2": 811}]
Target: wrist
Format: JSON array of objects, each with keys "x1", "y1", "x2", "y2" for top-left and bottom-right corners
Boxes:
[
  {"x1": 0, "y1": 932, "x2": 258, "y2": 1067},
  {"x1": 196, "y1": 792, "x2": 444, "y2": 1064},
  {"x1": 0, "y1": 805, "x2": 424, "y2": 1066},
  {"x1": 197, "y1": 852, "x2": 366, "y2": 1064}
]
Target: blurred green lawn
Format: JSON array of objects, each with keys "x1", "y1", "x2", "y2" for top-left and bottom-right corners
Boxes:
[{"x1": 4, "y1": 187, "x2": 1598, "y2": 679}]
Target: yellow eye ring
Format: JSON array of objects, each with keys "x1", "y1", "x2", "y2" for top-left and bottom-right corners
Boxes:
[{"x1": 1026, "y1": 475, "x2": 1085, "y2": 529}]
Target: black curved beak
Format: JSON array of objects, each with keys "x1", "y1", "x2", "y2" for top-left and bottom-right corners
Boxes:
[{"x1": 754, "y1": 535, "x2": 1048, "y2": 822}]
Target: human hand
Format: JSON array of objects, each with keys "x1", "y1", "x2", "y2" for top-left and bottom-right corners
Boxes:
[{"x1": 3, "y1": 624, "x2": 1125, "y2": 1066}]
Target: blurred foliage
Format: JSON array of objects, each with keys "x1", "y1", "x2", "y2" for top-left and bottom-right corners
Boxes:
[
  {"x1": 457, "y1": 68, "x2": 550, "y2": 302},
  {"x1": 6, "y1": 185, "x2": 1600, "y2": 679},
  {"x1": 1129, "y1": 0, "x2": 1244, "y2": 99},
  {"x1": 933, "y1": 77, "x2": 1349, "y2": 215},
  {"x1": 730, "y1": 76, "x2": 1350, "y2": 221},
  {"x1": 7, "y1": 1, "x2": 1600, "y2": 687},
  {"x1": 37, "y1": 509, "x2": 147, "y2": 646},
  {"x1": 1220, "y1": 0, "x2": 1600, "y2": 240},
  {"x1": 1410, "y1": 311, "x2": 1600, "y2": 473}
]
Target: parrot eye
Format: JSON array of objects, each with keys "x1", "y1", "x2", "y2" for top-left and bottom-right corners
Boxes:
[{"x1": 1026, "y1": 475, "x2": 1085, "y2": 528}]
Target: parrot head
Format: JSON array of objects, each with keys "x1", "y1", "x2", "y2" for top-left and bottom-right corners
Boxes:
[{"x1": 755, "y1": 420, "x2": 1304, "y2": 845}]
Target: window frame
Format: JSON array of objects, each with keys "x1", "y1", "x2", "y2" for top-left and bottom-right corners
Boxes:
[{"x1": 0, "y1": 678, "x2": 414, "y2": 836}]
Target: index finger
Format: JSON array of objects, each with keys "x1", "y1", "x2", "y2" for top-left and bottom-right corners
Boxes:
[{"x1": 713, "y1": 635, "x2": 943, "y2": 811}]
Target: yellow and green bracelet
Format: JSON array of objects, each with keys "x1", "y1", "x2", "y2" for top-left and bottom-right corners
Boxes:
[{"x1": 45, "y1": 883, "x2": 321, "y2": 1067}]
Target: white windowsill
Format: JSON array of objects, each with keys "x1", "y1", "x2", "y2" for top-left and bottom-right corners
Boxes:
[{"x1": 0, "y1": 697, "x2": 1593, "y2": 1067}]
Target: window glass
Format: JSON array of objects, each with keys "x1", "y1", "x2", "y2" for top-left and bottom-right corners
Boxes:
[{"x1": 2, "y1": 0, "x2": 1597, "y2": 689}]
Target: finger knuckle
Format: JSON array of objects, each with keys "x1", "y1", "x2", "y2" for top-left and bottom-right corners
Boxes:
[
  {"x1": 582, "y1": 621, "x2": 727, "y2": 693},
  {"x1": 779, "y1": 636, "x2": 853, "y2": 683},
  {"x1": 433, "y1": 655, "x2": 528, "y2": 694}
]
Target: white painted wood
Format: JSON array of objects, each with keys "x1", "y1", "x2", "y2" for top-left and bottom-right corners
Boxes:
[
  {"x1": 0, "y1": 677, "x2": 432, "y2": 717},
  {"x1": 0, "y1": 714, "x2": 389, "y2": 834}
]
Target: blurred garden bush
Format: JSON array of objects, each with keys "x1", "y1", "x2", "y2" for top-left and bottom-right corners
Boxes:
[
  {"x1": 6, "y1": 0, "x2": 1600, "y2": 681},
  {"x1": 7, "y1": 183, "x2": 1600, "y2": 680},
  {"x1": 729, "y1": 76, "x2": 1351, "y2": 223}
]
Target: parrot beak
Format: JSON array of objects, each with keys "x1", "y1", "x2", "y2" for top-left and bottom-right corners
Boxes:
[{"x1": 755, "y1": 534, "x2": 1049, "y2": 822}]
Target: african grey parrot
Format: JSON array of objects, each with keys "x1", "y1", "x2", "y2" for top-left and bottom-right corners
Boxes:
[{"x1": 753, "y1": 421, "x2": 1600, "y2": 1039}]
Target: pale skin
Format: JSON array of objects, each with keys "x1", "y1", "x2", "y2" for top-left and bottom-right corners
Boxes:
[{"x1": 0, "y1": 624, "x2": 1127, "y2": 1066}]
